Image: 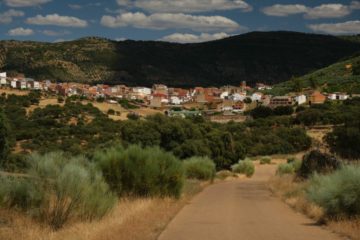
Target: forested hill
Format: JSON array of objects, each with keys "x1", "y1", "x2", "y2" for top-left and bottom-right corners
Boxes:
[
  {"x1": 269, "y1": 53, "x2": 360, "y2": 95},
  {"x1": 1, "y1": 31, "x2": 360, "y2": 87}
]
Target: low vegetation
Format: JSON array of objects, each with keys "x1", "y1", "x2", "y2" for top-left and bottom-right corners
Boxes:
[
  {"x1": 298, "y1": 150, "x2": 341, "y2": 179},
  {"x1": 276, "y1": 158, "x2": 302, "y2": 176},
  {"x1": 0, "y1": 92, "x2": 312, "y2": 172},
  {"x1": 307, "y1": 165, "x2": 360, "y2": 217},
  {"x1": 94, "y1": 145, "x2": 184, "y2": 198},
  {"x1": 260, "y1": 156, "x2": 272, "y2": 165},
  {"x1": 231, "y1": 159, "x2": 255, "y2": 177},
  {"x1": 183, "y1": 157, "x2": 216, "y2": 182},
  {"x1": 0, "y1": 152, "x2": 116, "y2": 230},
  {"x1": 271, "y1": 152, "x2": 360, "y2": 240},
  {"x1": 276, "y1": 163, "x2": 297, "y2": 176}
]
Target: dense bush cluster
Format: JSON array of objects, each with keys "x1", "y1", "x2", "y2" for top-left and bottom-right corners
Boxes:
[
  {"x1": 0, "y1": 152, "x2": 116, "y2": 230},
  {"x1": 298, "y1": 150, "x2": 341, "y2": 179},
  {"x1": 307, "y1": 165, "x2": 360, "y2": 217},
  {"x1": 183, "y1": 157, "x2": 216, "y2": 181},
  {"x1": 0, "y1": 92, "x2": 313, "y2": 171},
  {"x1": 95, "y1": 145, "x2": 184, "y2": 198},
  {"x1": 231, "y1": 159, "x2": 255, "y2": 177},
  {"x1": 249, "y1": 106, "x2": 294, "y2": 119},
  {"x1": 295, "y1": 98, "x2": 360, "y2": 127},
  {"x1": 326, "y1": 119, "x2": 360, "y2": 160},
  {"x1": 260, "y1": 156, "x2": 271, "y2": 165}
]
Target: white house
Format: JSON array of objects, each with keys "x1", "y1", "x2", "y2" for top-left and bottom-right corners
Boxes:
[
  {"x1": 33, "y1": 81, "x2": 41, "y2": 90},
  {"x1": 251, "y1": 92, "x2": 263, "y2": 102},
  {"x1": 339, "y1": 93, "x2": 349, "y2": 100},
  {"x1": 10, "y1": 79, "x2": 17, "y2": 88},
  {"x1": 0, "y1": 72, "x2": 7, "y2": 86},
  {"x1": 170, "y1": 96, "x2": 182, "y2": 105},
  {"x1": 328, "y1": 93, "x2": 337, "y2": 100},
  {"x1": 294, "y1": 94, "x2": 307, "y2": 105},
  {"x1": 256, "y1": 83, "x2": 272, "y2": 91},
  {"x1": 232, "y1": 93, "x2": 246, "y2": 101},
  {"x1": 133, "y1": 87, "x2": 152, "y2": 96},
  {"x1": 26, "y1": 79, "x2": 40, "y2": 90},
  {"x1": 220, "y1": 91, "x2": 229, "y2": 99},
  {"x1": 328, "y1": 93, "x2": 349, "y2": 101},
  {"x1": 19, "y1": 80, "x2": 27, "y2": 89}
]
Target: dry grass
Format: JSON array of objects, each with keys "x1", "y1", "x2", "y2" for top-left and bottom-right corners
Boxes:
[
  {"x1": 0, "y1": 180, "x2": 206, "y2": 240},
  {"x1": 87, "y1": 101, "x2": 163, "y2": 121},
  {"x1": 0, "y1": 88, "x2": 29, "y2": 96},
  {"x1": 328, "y1": 218, "x2": 360, "y2": 240},
  {"x1": 269, "y1": 175, "x2": 324, "y2": 221},
  {"x1": 27, "y1": 98, "x2": 64, "y2": 115},
  {"x1": 269, "y1": 175, "x2": 360, "y2": 240}
]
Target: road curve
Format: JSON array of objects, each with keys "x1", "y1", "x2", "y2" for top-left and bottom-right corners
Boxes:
[{"x1": 158, "y1": 164, "x2": 343, "y2": 240}]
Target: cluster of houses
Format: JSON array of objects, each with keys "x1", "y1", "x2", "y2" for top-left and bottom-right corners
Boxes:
[{"x1": 0, "y1": 72, "x2": 352, "y2": 114}]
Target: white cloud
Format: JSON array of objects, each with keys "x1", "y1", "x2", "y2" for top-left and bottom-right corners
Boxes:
[
  {"x1": 68, "y1": 2, "x2": 101, "y2": 9},
  {"x1": 68, "y1": 4, "x2": 82, "y2": 10},
  {"x1": 115, "y1": 37, "x2": 127, "y2": 41},
  {"x1": 3, "y1": 0, "x2": 51, "y2": 7},
  {"x1": 350, "y1": 1, "x2": 360, "y2": 9},
  {"x1": 8, "y1": 27, "x2": 34, "y2": 36},
  {"x1": 116, "y1": 0, "x2": 252, "y2": 13},
  {"x1": 262, "y1": 4, "x2": 307, "y2": 17},
  {"x1": 305, "y1": 4, "x2": 351, "y2": 19},
  {"x1": 308, "y1": 20, "x2": 360, "y2": 34},
  {"x1": 263, "y1": 2, "x2": 359, "y2": 19},
  {"x1": 26, "y1": 14, "x2": 88, "y2": 27},
  {"x1": 40, "y1": 30, "x2": 71, "y2": 36},
  {"x1": 101, "y1": 12, "x2": 241, "y2": 32},
  {"x1": 53, "y1": 38, "x2": 73, "y2": 43},
  {"x1": 160, "y1": 32, "x2": 230, "y2": 43},
  {"x1": 0, "y1": 9, "x2": 24, "y2": 24}
]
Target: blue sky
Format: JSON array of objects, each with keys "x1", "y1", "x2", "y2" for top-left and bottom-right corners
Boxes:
[{"x1": 0, "y1": 0, "x2": 359, "y2": 43}]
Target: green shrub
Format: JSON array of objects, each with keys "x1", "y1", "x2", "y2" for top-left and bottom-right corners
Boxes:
[
  {"x1": 0, "y1": 152, "x2": 116, "y2": 230},
  {"x1": 95, "y1": 145, "x2": 184, "y2": 198},
  {"x1": 0, "y1": 176, "x2": 41, "y2": 211},
  {"x1": 260, "y1": 156, "x2": 272, "y2": 165},
  {"x1": 298, "y1": 150, "x2": 341, "y2": 179},
  {"x1": 307, "y1": 165, "x2": 360, "y2": 217},
  {"x1": 277, "y1": 159, "x2": 302, "y2": 176},
  {"x1": 231, "y1": 159, "x2": 255, "y2": 177},
  {"x1": 287, "y1": 157, "x2": 302, "y2": 172},
  {"x1": 292, "y1": 159, "x2": 302, "y2": 172},
  {"x1": 276, "y1": 163, "x2": 295, "y2": 176},
  {"x1": 183, "y1": 157, "x2": 216, "y2": 181}
]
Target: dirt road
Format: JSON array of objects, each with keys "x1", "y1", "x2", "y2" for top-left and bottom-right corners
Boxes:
[{"x1": 158, "y1": 164, "x2": 343, "y2": 240}]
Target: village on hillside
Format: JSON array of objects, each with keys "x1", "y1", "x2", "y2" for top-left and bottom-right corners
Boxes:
[{"x1": 0, "y1": 72, "x2": 353, "y2": 122}]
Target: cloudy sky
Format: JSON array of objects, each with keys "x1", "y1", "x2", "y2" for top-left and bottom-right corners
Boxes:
[{"x1": 0, "y1": 0, "x2": 359, "y2": 43}]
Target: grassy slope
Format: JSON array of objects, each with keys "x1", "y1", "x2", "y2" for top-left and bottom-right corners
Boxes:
[
  {"x1": 269, "y1": 54, "x2": 360, "y2": 95},
  {"x1": 1, "y1": 32, "x2": 360, "y2": 87}
]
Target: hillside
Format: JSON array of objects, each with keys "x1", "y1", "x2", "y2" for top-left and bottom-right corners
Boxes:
[
  {"x1": 269, "y1": 53, "x2": 360, "y2": 95},
  {"x1": 1, "y1": 31, "x2": 360, "y2": 87}
]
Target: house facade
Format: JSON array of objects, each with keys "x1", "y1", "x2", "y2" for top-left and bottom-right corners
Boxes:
[
  {"x1": 270, "y1": 96, "x2": 293, "y2": 108},
  {"x1": 294, "y1": 95, "x2": 307, "y2": 105},
  {"x1": 309, "y1": 91, "x2": 326, "y2": 104},
  {"x1": 0, "y1": 72, "x2": 7, "y2": 86}
]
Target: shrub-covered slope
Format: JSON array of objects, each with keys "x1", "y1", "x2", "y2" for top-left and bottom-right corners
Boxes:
[
  {"x1": 270, "y1": 53, "x2": 360, "y2": 95},
  {"x1": 1, "y1": 31, "x2": 360, "y2": 87}
]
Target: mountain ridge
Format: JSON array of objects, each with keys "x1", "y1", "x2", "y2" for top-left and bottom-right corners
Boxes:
[{"x1": 1, "y1": 31, "x2": 360, "y2": 87}]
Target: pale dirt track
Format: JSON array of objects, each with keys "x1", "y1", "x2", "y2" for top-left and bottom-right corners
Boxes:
[{"x1": 158, "y1": 164, "x2": 343, "y2": 240}]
